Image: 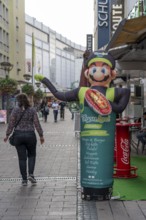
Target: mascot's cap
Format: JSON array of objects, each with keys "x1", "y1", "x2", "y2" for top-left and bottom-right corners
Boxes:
[{"x1": 85, "y1": 51, "x2": 115, "y2": 70}]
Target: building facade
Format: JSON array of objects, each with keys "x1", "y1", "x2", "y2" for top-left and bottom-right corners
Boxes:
[
  {"x1": 93, "y1": 0, "x2": 140, "y2": 50},
  {"x1": 0, "y1": 0, "x2": 25, "y2": 112},
  {"x1": 0, "y1": 1, "x2": 86, "y2": 111},
  {"x1": 0, "y1": 0, "x2": 25, "y2": 81},
  {"x1": 93, "y1": 0, "x2": 146, "y2": 118},
  {"x1": 25, "y1": 15, "x2": 85, "y2": 93}
]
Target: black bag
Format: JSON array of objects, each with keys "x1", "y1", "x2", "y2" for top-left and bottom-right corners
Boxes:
[
  {"x1": 44, "y1": 106, "x2": 49, "y2": 114},
  {"x1": 8, "y1": 109, "x2": 26, "y2": 146},
  {"x1": 9, "y1": 133, "x2": 15, "y2": 146}
]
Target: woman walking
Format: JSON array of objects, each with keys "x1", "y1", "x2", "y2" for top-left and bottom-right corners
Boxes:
[
  {"x1": 43, "y1": 104, "x2": 49, "y2": 122},
  {"x1": 4, "y1": 93, "x2": 44, "y2": 186}
]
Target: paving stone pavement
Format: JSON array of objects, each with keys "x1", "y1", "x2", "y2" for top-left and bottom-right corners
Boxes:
[
  {"x1": 1, "y1": 109, "x2": 146, "y2": 220},
  {"x1": 0, "y1": 108, "x2": 98, "y2": 220}
]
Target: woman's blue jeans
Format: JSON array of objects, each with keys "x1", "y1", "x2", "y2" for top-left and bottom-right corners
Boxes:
[
  {"x1": 137, "y1": 131, "x2": 146, "y2": 145},
  {"x1": 14, "y1": 131, "x2": 37, "y2": 180},
  {"x1": 53, "y1": 110, "x2": 58, "y2": 122}
]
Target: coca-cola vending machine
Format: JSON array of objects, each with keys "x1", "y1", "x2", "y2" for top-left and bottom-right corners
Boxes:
[{"x1": 114, "y1": 123, "x2": 137, "y2": 178}]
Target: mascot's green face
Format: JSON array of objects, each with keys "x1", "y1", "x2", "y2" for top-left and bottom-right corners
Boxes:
[{"x1": 84, "y1": 52, "x2": 117, "y2": 87}]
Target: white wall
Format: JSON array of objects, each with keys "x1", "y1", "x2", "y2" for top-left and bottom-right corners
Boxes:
[{"x1": 124, "y1": 0, "x2": 138, "y2": 17}]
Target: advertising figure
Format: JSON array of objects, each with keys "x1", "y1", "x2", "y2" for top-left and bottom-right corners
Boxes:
[{"x1": 35, "y1": 51, "x2": 130, "y2": 200}]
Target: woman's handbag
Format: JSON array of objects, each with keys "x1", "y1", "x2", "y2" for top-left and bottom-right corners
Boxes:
[
  {"x1": 9, "y1": 133, "x2": 15, "y2": 146},
  {"x1": 9, "y1": 110, "x2": 26, "y2": 146}
]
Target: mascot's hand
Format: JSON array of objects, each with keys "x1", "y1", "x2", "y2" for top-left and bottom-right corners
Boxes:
[{"x1": 34, "y1": 74, "x2": 44, "y2": 81}]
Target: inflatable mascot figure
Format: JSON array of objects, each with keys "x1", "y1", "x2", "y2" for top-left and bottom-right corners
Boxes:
[{"x1": 35, "y1": 51, "x2": 130, "y2": 200}]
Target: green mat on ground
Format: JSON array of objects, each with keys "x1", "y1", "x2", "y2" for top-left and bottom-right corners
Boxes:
[{"x1": 113, "y1": 156, "x2": 146, "y2": 200}]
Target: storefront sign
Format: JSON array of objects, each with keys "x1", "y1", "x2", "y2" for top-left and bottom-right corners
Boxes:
[
  {"x1": 98, "y1": 0, "x2": 111, "y2": 49},
  {"x1": 86, "y1": 34, "x2": 93, "y2": 52},
  {"x1": 111, "y1": 0, "x2": 124, "y2": 36}
]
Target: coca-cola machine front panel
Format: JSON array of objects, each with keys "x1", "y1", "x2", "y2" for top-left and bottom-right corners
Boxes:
[{"x1": 116, "y1": 124, "x2": 130, "y2": 177}]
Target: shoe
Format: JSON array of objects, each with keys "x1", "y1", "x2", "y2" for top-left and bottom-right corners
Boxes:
[
  {"x1": 22, "y1": 180, "x2": 27, "y2": 186},
  {"x1": 28, "y1": 175, "x2": 37, "y2": 185}
]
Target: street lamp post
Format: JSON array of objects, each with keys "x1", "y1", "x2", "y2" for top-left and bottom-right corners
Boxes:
[
  {"x1": 23, "y1": 73, "x2": 32, "y2": 82},
  {"x1": 23, "y1": 73, "x2": 41, "y2": 88},
  {"x1": 0, "y1": 61, "x2": 14, "y2": 123},
  {"x1": 0, "y1": 62, "x2": 13, "y2": 77}
]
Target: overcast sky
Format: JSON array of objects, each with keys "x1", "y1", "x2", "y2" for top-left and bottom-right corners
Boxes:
[{"x1": 25, "y1": 0, "x2": 94, "y2": 47}]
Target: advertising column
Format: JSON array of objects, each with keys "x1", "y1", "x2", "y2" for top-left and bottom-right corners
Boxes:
[{"x1": 80, "y1": 106, "x2": 116, "y2": 200}]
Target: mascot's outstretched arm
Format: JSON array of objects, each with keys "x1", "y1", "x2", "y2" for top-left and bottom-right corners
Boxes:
[
  {"x1": 35, "y1": 49, "x2": 130, "y2": 115},
  {"x1": 35, "y1": 50, "x2": 91, "y2": 102},
  {"x1": 35, "y1": 74, "x2": 79, "y2": 102},
  {"x1": 110, "y1": 87, "x2": 130, "y2": 113}
]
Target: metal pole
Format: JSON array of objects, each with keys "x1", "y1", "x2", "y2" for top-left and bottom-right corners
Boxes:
[{"x1": 32, "y1": 32, "x2": 35, "y2": 87}]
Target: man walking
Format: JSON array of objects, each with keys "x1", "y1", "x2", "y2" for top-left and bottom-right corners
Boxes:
[
  {"x1": 52, "y1": 100, "x2": 59, "y2": 122},
  {"x1": 59, "y1": 101, "x2": 66, "y2": 120}
]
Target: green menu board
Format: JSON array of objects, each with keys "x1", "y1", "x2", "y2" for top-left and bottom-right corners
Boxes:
[{"x1": 80, "y1": 106, "x2": 116, "y2": 188}]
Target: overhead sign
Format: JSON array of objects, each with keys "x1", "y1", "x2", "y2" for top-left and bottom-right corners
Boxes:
[{"x1": 98, "y1": 0, "x2": 111, "y2": 49}]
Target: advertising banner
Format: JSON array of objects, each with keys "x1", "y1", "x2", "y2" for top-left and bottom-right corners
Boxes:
[
  {"x1": 98, "y1": 0, "x2": 111, "y2": 49},
  {"x1": 80, "y1": 106, "x2": 116, "y2": 188},
  {"x1": 111, "y1": 0, "x2": 124, "y2": 36}
]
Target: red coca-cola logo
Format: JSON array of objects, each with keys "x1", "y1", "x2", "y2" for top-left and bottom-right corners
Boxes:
[
  {"x1": 114, "y1": 135, "x2": 117, "y2": 152},
  {"x1": 120, "y1": 138, "x2": 129, "y2": 165}
]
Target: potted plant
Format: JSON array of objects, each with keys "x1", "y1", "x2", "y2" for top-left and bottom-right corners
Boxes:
[
  {"x1": 34, "y1": 88, "x2": 44, "y2": 100},
  {"x1": 0, "y1": 78, "x2": 18, "y2": 95},
  {"x1": 33, "y1": 88, "x2": 44, "y2": 107},
  {"x1": 21, "y1": 83, "x2": 34, "y2": 96}
]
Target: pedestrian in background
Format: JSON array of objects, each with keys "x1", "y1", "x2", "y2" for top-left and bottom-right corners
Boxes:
[
  {"x1": 40, "y1": 98, "x2": 47, "y2": 118},
  {"x1": 59, "y1": 101, "x2": 66, "y2": 120},
  {"x1": 137, "y1": 112, "x2": 146, "y2": 153},
  {"x1": 43, "y1": 104, "x2": 49, "y2": 122},
  {"x1": 52, "y1": 100, "x2": 59, "y2": 122},
  {"x1": 4, "y1": 93, "x2": 44, "y2": 186},
  {"x1": 71, "y1": 112, "x2": 74, "y2": 120}
]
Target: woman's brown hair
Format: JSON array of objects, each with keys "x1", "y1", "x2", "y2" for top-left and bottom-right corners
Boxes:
[{"x1": 16, "y1": 93, "x2": 30, "y2": 109}]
